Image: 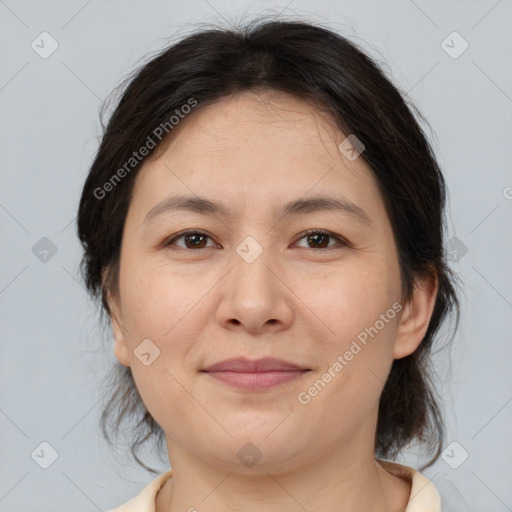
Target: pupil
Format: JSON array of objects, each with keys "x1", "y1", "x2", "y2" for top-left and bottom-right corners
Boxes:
[
  {"x1": 184, "y1": 233, "x2": 329, "y2": 249},
  {"x1": 187, "y1": 234, "x2": 206, "y2": 248},
  {"x1": 310, "y1": 233, "x2": 328, "y2": 248}
]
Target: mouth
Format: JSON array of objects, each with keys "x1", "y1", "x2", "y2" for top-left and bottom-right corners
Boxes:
[{"x1": 201, "y1": 357, "x2": 311, "y2": 391}]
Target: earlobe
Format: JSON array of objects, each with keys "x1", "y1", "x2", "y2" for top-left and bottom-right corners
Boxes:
[
  {"x1": 393, "y1": 271, "x2": 439, "y2": 359},
  {"x1": 110, "y1": 307, "x2": 131, "y2": 367},
  {"x1": 113, "y1": 335, "x2": 131, "y2": 367},
  {"x1": 102, "y1": 268, "x2": 131, "y2": 367}
]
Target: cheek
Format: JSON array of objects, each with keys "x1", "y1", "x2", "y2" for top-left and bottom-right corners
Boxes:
[
  {"x1": 302, "y1": 277, "x2": 399, "y2": 430},
  {"x1": 122, "y1": 270, "x2": 197, "y2": 428},
  {"x1": 309, "y1": 263, "x2": 400, "y2": 411},
  {"x1": 119, "y1": 264, "x2": 210, "y2": 378},
  {"x1": 119, "y1": 261, "x2": 187, "y2": 335},
  {"x1": 318, "y1": 261, "x2": 400, "y2": 340}
]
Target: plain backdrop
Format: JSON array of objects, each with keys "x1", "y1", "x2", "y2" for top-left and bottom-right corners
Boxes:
[{"x1": 0, "y1": 1, "x2": 511, "y2": 511}]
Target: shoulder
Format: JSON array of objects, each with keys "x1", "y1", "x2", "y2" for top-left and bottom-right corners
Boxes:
[
  {"x1": 377, "y1": 459, "x2": 442, "y2": 512},
  {"x1": 105, "y1": 470, "x2": 173, "y2": 512}
]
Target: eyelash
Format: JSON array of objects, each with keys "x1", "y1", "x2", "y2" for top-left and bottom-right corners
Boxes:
[{"x1": 163, "y1": 229, "x2": 350, "y2": 252}]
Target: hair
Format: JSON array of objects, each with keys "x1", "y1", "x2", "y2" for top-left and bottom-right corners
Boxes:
[{"x1": 77, "y1": 16, "x2": 461, "y2": 474}]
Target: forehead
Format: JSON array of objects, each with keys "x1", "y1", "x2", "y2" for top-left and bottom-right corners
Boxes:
[
  {"x1": 164, "y1": 90, "x2": 341, "y2": 150},
  {"x1": 129, "y1": 90, "x2": 385, "y2": 227}
]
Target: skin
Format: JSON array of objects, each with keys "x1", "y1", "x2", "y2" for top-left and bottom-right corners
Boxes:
[{"x1": 106, "y1": 90, "x2": 438, "y2": 512}]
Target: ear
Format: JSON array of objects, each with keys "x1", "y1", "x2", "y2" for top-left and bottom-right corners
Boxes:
[
  {"x1": 102, "y1": 267, "x2": 131, "y2": 367},
  {"x1": 394, "y1": 270, "x2": 439, "y2": 359}
]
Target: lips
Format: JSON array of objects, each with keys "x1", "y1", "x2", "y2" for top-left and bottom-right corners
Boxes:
[
  {"x1": 202, "y1": 357, "x2": 308, "y2": 373},
  {"x1": 201, "y1": 357, "x2": 310, "y2": 391}
]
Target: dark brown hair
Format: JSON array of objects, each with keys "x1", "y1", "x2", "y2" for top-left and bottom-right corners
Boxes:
[{"x1": 77, "y1": 16, "x2": 461, "y2": 473}]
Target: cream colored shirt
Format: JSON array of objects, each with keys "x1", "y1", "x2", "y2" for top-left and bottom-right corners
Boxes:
[{"x1": 106, "y1": 459, "x2": 441, "y2": 511}]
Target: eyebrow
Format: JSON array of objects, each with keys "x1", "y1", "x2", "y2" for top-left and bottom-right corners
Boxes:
[{"x1": 144, "y1": 194, "x2": 372, "y2": 227}]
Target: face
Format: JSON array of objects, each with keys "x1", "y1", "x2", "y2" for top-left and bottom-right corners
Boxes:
[{"x1": 107, "y1": 90, "x2": 434, "y2": 474}]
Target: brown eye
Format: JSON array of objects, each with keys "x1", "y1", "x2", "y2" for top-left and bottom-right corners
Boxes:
[
  {"x1": 296, "y1": 230, "x2": 348, "y2": 250},
  {"x1": 165, "y1": 231, "x2": 216, "y2": 250},
  {"x1": 164, "y1": 229, "x2": 349, "y2": 253}
]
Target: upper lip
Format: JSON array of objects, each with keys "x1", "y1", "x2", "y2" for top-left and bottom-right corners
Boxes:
[{"x1": 202, "y1": 357, "x2": 309, "y2": 373}]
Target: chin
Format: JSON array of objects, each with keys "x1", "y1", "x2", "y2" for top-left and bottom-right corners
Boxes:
[{"x1": 203, "y1": 429, "x2": 311, "y2": 474}]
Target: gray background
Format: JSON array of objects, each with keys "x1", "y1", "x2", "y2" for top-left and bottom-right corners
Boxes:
[{"x1": 1, "y1": 0, "x2": 511, "y2": 511}]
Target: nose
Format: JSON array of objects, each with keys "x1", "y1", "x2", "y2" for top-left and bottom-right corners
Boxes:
[{"x1": 215, "y1": 241, "x2": 294, "y2": 334}]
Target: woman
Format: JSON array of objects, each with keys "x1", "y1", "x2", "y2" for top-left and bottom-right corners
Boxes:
[{"x1": 78, "y1": 17, "x2": 460, "y2": 511}]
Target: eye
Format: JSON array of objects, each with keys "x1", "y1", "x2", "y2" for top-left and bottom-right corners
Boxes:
[
  {"x1": 295, "y1": 229, "x2": 349, "y2": 251},
  {"x1": 164, "y1": 229, "x2": 348, "y2": 252},
  {"x1": 164, "y1": 230, "x2": 218, "y2": 251}
]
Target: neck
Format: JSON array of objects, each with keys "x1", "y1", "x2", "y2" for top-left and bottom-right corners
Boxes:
[{"x1": 156, "y1": 441, "x2": 410, "y2": 512}]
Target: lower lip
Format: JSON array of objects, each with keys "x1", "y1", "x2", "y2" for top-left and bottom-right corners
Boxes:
[{"x1": 204, "y1": 370, "x2": 309, "y2": 391}]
